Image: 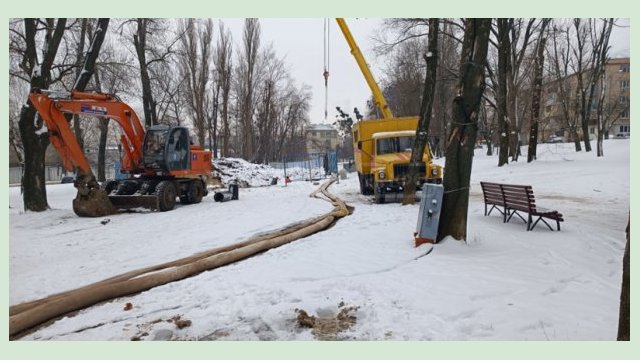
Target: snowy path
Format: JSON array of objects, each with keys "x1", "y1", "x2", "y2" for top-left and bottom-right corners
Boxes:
[{"x1": 9, "y1": 140, "x2": 629, "y2": 340}]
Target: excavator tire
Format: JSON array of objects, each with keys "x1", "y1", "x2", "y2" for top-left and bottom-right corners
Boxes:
[
  {"x1": 156, "y1": 180, "x2": 177, "y2": 212},
  {"x1": 188, "y1": 180, "x2": 204, "y2": 204},
  {"x1": 72, "y1": 188, "x2": 118, "y2": 217},
  {"x1": 100, "y1": 180, "x2": 118, "y2": 195},
  {"x1": 180, "y1": 180, "x2": 204, "y2": 205}
]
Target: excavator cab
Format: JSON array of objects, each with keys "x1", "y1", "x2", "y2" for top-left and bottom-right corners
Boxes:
[{"x1": 142, "y1": 126, "x2": 190, "y2": 172}]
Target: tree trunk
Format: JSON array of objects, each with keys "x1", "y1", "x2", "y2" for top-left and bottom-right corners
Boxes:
[
  {"x1": 572, "y1": 127, "x2": 582, "y2": 152},
  {"x1": 402, "y1": 18, "x2": 439, "y2": 205},
  {"x1": 72, "y1": 19, "x2": 88, "y2": 152},
  {"x1": 19, "y1": 18, "x2": 67, "y2": 212},
  {"x1": 617, "y1": 216, "x2": 630, "y2": 340},
  {"x1": 134, "y1": 18, "x2": 157, "y2": 128},
  {"x1": 93, "y1": 67, "x2": 109, "y2": 182},
  {"x1": 527, "y1": 29, "x2": 547, "y2": 163},
  {"x1": 438, "y1": 18, "x2": 491, "y2": 241},
  {"x1": 19, "y1": 105, "x2": 50, "y2": 211},
  {"x1": 73, "y1": 18, "x2": 110, "y2": 182},
  {"x1": 497, "y1": 19, "x2": 511, "y2": 167}
]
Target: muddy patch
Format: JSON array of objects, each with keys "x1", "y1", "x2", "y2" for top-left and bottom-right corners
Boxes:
[
  {"x1": 295, "y1": 302, "x2": 359, "y2": 340},
  {"x1": 128, "y1": 314, "x2": 192, "y2": 341}
]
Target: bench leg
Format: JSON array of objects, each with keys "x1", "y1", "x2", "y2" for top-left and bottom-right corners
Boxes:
[
  {"x1": 531, "y1": 217, "x2": 554, "y2": 231},
  {"x1": 527, "y1": 214, "x2": 532, "y2": 231},
  {"x1": 557, "y1": 220, "x2": 561, "y2": 231}
]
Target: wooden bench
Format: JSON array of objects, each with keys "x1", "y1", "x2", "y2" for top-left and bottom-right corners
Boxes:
[{"x1": 480, "y1": 182, "x2": 564, "y2": 231}]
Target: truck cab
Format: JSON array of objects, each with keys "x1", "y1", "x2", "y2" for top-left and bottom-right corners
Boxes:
[{"x1": 353, "y1": 117, "x2": 442, "y2": 203}]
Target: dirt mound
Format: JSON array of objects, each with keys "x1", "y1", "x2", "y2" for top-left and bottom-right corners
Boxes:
[{"x1": 295, "y1": 302, "x2": 359, "y2": 340}]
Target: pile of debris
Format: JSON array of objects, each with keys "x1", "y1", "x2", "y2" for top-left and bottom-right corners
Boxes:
[{"x1": 213, "y1": 158, "x2": 277, "y2": 188}]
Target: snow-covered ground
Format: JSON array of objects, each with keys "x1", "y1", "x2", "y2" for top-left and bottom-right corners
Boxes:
[{"x1": 9, "y1": 139, "x2": 629, "y2": 340}]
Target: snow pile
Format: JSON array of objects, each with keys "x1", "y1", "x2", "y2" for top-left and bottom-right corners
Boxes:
[
  {"x1": 213, "y1": 157, "x2": 327, "y2": 187},
  {"x1": 213, "y1": 157, "x2": 277, "y2": 187},
  {"x1": 277, "y1": 166, "x2": 325, "y2": 182},
  {"x1": 9, "y1": 139, "x2": 630, "y2": 340}
]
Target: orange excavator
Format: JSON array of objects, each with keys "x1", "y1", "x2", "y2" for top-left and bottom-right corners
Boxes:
[{"x1": 29, "y1": 89, "x2": 212, "y2": 217}]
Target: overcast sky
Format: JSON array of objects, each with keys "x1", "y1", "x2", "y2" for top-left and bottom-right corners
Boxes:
[{"x1": 222, "y1": 18, "x2": 630, "y2": 125}]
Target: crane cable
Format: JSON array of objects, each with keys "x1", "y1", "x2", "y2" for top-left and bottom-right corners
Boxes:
[{"x1": 323, "y1": 18, "x2": 330, "y2": 122}]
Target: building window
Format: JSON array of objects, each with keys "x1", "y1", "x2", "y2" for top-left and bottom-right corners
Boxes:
[
  {"x1": 620, "y1": 80, "x2": 630, "y2": 90},
  {"x1": 620, "y1": 109, "x2": 629, "y2": 119},
  {"x1": 619, "y1": 96, "x2": 630, "y2": 106},
  {"x1": 620, "y1": 125, "x2": 630, "y2": 133},
  {"x1": 619, "y1": 64, "x2": 630, "y2": 73},
  {"x1": 590, "y1": 127, "x2": 595, "y2": 134}
]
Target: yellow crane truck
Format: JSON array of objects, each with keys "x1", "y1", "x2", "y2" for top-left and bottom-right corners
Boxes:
[{"x1": 337, "y1": 19, "x2": 442, "y2": 203}]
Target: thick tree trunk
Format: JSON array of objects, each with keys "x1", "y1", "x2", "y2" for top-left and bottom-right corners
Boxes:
[
  {"x1": 19, "y1": 18, "x2": 66, "y2": 212},
  {"x1": 617, "y1": 217, "x2": 630, "y2": 340},
  {"x1": 403, "y1": 18, "x2": 439, "y2": 205},
  {"x1": 437, "y1": 18, "x2": 491, "y2": 241},
  {"x1": 497, "y1": 19, "x2": 511, "y2": 167},
  {"x1": 19, "y1": 105, "x2": 50, "y2": 211},
  {"x1": 527, "y1": 33, "x2": 547, "y2": 163}
]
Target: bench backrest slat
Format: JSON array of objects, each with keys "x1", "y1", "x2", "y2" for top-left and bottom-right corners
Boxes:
[{"x1": 480, "y1": 181, "x2": 537, "y2": 212}]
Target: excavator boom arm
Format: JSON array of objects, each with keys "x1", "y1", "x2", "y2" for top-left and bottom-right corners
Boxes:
[
  {"x1": 29, "y1": 90, "x2": 146, "y2": 175},
  {"x1": 336, "y1": 18, "x2": 393, "y2": 119}
]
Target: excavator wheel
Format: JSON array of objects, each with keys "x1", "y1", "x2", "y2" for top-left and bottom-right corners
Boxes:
[
  {"x1": 156, "y1": 180, "x2": 177, "y2": 212},
  {"x1": 180, "y1": 180, "x2": 204, "y2": 204},
  {"x1": 100, "y1": 180, "x2": 118, "y2": 195},
  {"x1": 189, "y1": 180, "x2": 204, "y2": 204}
]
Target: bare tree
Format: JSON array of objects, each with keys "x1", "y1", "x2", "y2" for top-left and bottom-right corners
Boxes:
[
  {"x1": 254, "y1": 46, "x2": 287, "y2": 163},
  {"x1": 507, "y1": 19, "x2": 536, "y2": 162},
  {"x1": 402, "y1": 18, "x2": 439, "y2": 205},
  {"x1": 71, "y1": 19, "x2": 88, "y2": 150},
  {"x1": 527, "y1": 19, "x2": 550, "y2": 163},
  {"x1": 14, "y1": 18, "x2": 67, "y2": 211},
  {"x1": 69, "y1": 18, "x2": 110, "y2": 189},
  {"x1": 596, "y1": 70, "x2": 627, "y2": 156},
  {"x1": 215, "y1": 22, "x2": 233, "y2": 157},
  {"x1": 496, "y1": 18, "x2": 511, "y2": 167},
  {"x1": 437, "y1": 18, "x2": 491, "y2": 241},
  {"x1": 589, "y1": 18, "x2": 615, "y2": 157},
  {"x1": 179, "y1": 18, "x2": 213, "y2": 147},
  {"x1": 128, "y1": 19, "x2": 180, "y2": 128},
  {"x1": 549, "y1": 22, "x2": 582, "y2": 151},
  {"x1": 236, "y1": 18, "x2": 261, "y2": 160}
]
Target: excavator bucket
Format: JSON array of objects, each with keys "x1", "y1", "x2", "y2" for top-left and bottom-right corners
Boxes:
[{"x1": 72, "y1": 188, "x2": 118, "y2": 217}]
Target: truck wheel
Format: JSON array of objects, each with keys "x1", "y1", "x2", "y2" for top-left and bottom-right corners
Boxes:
[
  {"x1": 358, "y1": 174, "x2": 366, "y2": 195},
  {"x1": 156, "y1": 180, "x2": 177, "y2": 211},
  {"x1": 374, "y1": 184, "x2": 385, "y2": 204},
  {"x1": 365, "y1": 175, "x2": 375, "y2": 195}
]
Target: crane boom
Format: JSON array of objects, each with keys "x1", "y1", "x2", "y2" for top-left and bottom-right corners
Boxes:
[{"x1": 335, "y1": 18, "x2": 393, "y2": 120}]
